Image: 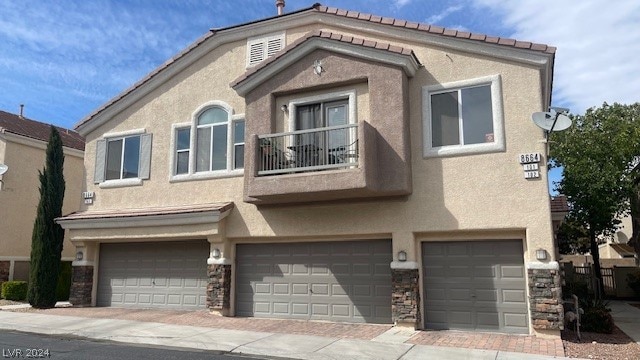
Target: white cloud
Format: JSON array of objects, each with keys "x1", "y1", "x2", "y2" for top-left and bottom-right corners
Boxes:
[
  {"x1": 426, "y1": 5, "x2": 463, "y2": 24},
  {"x1": 471, "y1": 0, "x2": 640, "y2": 114},
  {"x1": 393, "y1": 0, "x2": 413, "y2": 9}
]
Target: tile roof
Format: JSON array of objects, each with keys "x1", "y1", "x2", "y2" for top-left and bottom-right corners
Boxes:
[
  {"x1": 610, "y1": 243, "x2": 636, "y2": 257},
  {"x1": 230, "y1": 30, "x2": 420, "y2": 88},
  {"x1": 0, "y1": 110, "x2": 85, "y2": 151},
  {"x1": 75, "y1": 3, "x2": 555, "y2": 131},
  {"x1": 57, "y1": 202, "x2": 234, "y2": 221},
  {"x1": 550, "y1": 195, "x2": 569, "y2": 213},
  {"x1": 313, "y1": 5, "x2": 556, "y2": 55}
]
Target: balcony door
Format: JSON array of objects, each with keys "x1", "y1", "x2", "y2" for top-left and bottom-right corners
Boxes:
[{"x1": 295, "y1": 100, "x2": 349, "y2": 166}]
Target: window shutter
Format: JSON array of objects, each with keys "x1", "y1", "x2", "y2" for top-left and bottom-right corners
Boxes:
[
  {"x1": 93, "y1": 139, "x2": 106, "y2": 184},
  {"x1": 139, "y1": 133, "x2": 152, "y2": 180},
  {"x1": 266, "y1": 38, "x2": 282, "y2": 57},
  {"x1": 248, "y1": 42, "x2": 264, "y2": 66}
]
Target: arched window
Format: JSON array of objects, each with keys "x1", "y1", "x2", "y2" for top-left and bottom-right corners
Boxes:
[{"x1": 196, "y1": 107, "x2": 229, "y2": 172}]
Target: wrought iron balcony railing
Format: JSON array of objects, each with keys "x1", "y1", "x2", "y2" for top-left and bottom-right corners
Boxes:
[{"x1": 257, "y1": 124, "x2": 358, "y2": 176}]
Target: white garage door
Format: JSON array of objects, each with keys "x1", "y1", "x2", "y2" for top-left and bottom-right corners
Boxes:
[
  {"x1": 236, "y1": 240, "x2": 392, "y2": 323},
  {"x1": 97, "y1": 241, "x2": 209, "y2": 309},
  {"x1": 422, "y1": 240, "x2": 529, "y2": 334}
]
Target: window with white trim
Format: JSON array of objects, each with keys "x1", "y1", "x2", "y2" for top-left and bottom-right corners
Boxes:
[
  {"x1": 171, "y1": 103, "x2": 244, "y2": 179},
  {"x1": 232, "y1": 119, "x2": 245, "y2": 169},
  {"x1": 423, "y1": 74, "x2": 505, "y2": 157},
  {"x1": 247, "y1": 32, "x2": 285, "y2": 67},
  {"x1": 94, "y1": 130, "x2": 152, "y2": 186},
  {"x1": 175, "y1": 128, "x2": 190, "y2": 175}
]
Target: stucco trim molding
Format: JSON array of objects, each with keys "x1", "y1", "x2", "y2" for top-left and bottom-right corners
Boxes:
[
  {"x1": 390, "y1": 261, "x2": 419, "y2": 270},
  {"x1": 207, "y1": 257, "x2": 232, "y2": 265},
  {"x1": 233, "y1": 37, "x2": 420, "y2": 96},
  {"x1": 56, "y1": 204, "x2": 233, "y2": 230},
  {"x1": 526, "y1": 261, "x2": 560, "y2": 270}
]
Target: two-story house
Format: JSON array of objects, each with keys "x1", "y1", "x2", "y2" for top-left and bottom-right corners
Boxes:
[
  {"x1": 0, "y1": 109, "x2": 85, "y2": 285},
  {"x1": 56, "y1": 3, "x2": 562, "y2": 338}
]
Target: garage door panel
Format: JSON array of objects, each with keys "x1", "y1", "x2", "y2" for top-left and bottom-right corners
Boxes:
[
  {"x1": 236, "y1": 240, "x2": 392, "y2": 323},
  {"x1": 501, "y1": 265, "x2": 524, "y2": 278},
  {"x1": 98, "y1": 241, "x2": 208, "y2": 309},
  {"x1": 423, "y1": 240, "x2": 528, "y2": 334}
]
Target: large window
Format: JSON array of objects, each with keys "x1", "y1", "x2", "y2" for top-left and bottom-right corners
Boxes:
[
  {"x1": 423, "y1": 75, "x2": 504, "y2": 157},
  {"x1": 171, "y1": 102, "x2": 244, "y2": 180},
  {"x1": 106, "y1": 135, "x2": 140, "y2": 180},
  {"x1": 94, "y1": 129, "x2": 152, "y2": 186}
]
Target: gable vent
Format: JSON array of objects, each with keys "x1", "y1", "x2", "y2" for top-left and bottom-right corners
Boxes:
[{"x1": 247, "y1": 32, "x2": 285, "y2": 67}]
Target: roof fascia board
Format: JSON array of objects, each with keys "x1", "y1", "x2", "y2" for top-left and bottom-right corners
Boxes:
[
  {"x1": 0, "y1": 132, "x2": 84, "y2": 158},
  {"x1": 233, "y1": 38, "x2": 421, "y2": 96},
  {"x1": 56, "y1": 208, "x2": 231, "y2": 230}
]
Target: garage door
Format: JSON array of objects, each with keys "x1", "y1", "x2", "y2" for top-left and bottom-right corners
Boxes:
[
  {"x1": 236, "y1": 240, "x2": 392, "y2": 323},
  {"x1": 97, "y1": 241, "x2": 208, "y2": 309},
  {"x1": 422, "y1": 240, "x2": 528, "y2": 334}
]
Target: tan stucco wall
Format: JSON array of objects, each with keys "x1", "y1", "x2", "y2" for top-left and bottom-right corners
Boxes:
[
  {"x1": 77, "y1": 22, "x2": 553, "y2": 264},
  {"x1": 0, "y1": 137, "x2": 84, "y2": 260},
  {"x1": 67, "y1": 20, "x2": 560, "y2": 336}
]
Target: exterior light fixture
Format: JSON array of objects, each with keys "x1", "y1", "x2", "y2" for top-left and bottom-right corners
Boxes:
[
  {"x1": 212, "y1": 248, "x2": 221, "y2": 259},
  {"x1": 536, "y1": 248, "x2": 547, "y2": 261},
  {"x1": 75, "y1": 251, "x2": 83, "y2": 261},
  {"x1": 280, "y1": 104, "x2": 288, "y2": 112},
  {"x1": 397, "y1": 250, "x2": 407, "y2": 262},
  {"x1": 313, "y1": 60, "x2": 323, "y2": 75}
]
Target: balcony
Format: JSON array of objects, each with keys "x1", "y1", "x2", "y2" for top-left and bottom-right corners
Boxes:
[
  {"x1": 258, "y1": 124, "x2": 358, "y2": 176},
  {"x1": 244, "y1": 121, "x2": 411, "y2": 205}
]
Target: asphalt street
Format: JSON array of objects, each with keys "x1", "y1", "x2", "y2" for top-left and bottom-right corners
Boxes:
[{"x1": 0, "y1": 330, "x2": 281, "y2": 360}]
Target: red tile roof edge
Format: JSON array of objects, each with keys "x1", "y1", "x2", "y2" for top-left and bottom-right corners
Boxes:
[
  {"x1": 57, "y1": 202, "x2": 234, "y2": 221},
  {"x1": 550, "y1": 195, "x2": 569, "y2": 213}
]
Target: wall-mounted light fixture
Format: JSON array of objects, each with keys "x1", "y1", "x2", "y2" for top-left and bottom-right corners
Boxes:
[
  {"x1": 280, "y1": 104, "x2": 288, "y2": 113},
  {"x1": 397, "y1": 250, "x2": 407, "y2": 262},
  {"x1": 313, "y1": 60, "x2": 323, "y2": 75},
  {"x1": 75, "y1": 251, "x2": 83, "y2": 261},
  {"x1": 212, "y1": 248, "x2": 221, "y2": 259},
  {"x1": 536, "y1": 248, "x2": 548, "y2": 261}
]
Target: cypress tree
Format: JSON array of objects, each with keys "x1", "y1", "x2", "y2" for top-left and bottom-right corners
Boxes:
[{"x1": 27, "y1": 126, "x2": 66, "y2": 308}]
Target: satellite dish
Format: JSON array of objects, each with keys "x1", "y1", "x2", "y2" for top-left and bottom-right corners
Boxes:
[
  {"x1": 0, "y1": 164, "x2": 7, "y2": 176},
  {"x1": 532, "y1": 110, "x2": 572, "y2": 132}
]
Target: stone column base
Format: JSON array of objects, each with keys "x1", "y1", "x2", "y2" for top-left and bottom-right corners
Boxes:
[
  {"x1": 391, "y1": 268, "x2": 420, "y2": 328},
  {"x1": 528, "y1": 267, "x2": 564, "y2": 330},
  {"x1": 207, "y1": 264, "x2": 231, "y2": 316},
  {"x1": 69, "y1": 266, "x2": 93, "y2": 306}
]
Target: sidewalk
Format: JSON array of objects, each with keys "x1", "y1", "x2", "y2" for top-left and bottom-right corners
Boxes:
[
  {"x1": 608, "y1": 300, "x2": 640, "y2": 344},
  {"x1": 0, "y1": 305, "x2": 571, "y2": 360}
]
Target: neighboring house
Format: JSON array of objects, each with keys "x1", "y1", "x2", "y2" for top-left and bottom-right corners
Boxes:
[
  {"x1": 56, "y1": 4, "x2": 562, "y2": 337},
  {"x1": 598, "y1": 214, "x2": 637, "y2": 264},
  {"x1": 0, "y1": 110, "x2": 85, "y2": 286}
]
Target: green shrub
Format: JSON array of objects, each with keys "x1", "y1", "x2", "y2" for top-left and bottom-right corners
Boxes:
[
  {"x1": 580, "y1": 302, "x2": 614, "y2": 333},
  {"x1": 626, "y1": 270, "x2": 640, "y2": 297},
  {"x1": 55, "y1": 261, "x2": 72, "y2": 301},
  {"x1": 1, "y1": 281, "x2": 28, "y2": 301}
]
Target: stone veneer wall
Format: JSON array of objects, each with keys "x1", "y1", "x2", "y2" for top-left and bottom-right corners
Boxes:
[
  {"x1": 69, "y1": 266, "x2": 93, "y2": 306},
  {"x1": 0, "y1": 261, "x2": 9, "y2": 284},
  {"x1": 528, "y1": 268, "x2": 564, "y2": 330},
  {"x1": 391, "y1": 268, "x2": 420, "y2": 327},
  {"x1": 207, "y1": 264, "x2": 231, "y2": 314}
]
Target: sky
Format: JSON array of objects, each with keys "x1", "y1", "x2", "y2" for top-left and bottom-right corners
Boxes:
[{"x1": 1, "y1": 0, "x2": 639, "y2": 193}]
